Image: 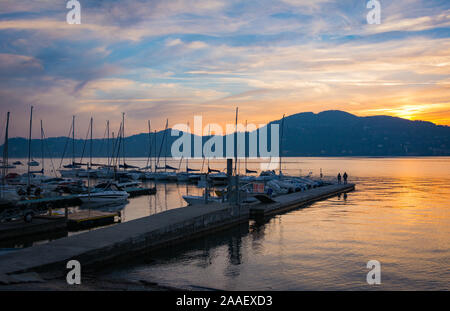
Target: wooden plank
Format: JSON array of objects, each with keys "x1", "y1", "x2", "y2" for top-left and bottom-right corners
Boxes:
[{"x1": 67, "y1": 211, "x2": 118, "y2": 223}]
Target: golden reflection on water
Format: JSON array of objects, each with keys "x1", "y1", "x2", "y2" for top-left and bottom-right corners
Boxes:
[{"x1": 92, "y1": 157, "x2": 450, "y2": 290}]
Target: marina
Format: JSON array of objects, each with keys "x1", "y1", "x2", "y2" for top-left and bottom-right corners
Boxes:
[{"x1": 0, "y1": 180, "x2": 353, "y2": 279}]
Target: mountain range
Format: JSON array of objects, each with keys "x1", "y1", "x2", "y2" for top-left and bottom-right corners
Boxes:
[{"x1": 1, "y1": 110, "x2": 449, "y2": 158}]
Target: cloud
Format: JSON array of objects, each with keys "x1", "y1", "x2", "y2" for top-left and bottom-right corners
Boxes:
[
  {"x1": 0, "y1": 0, "x2": 449, "y2": 137},
  {"x1": 0, "y1": 53, "x2": 43, "y2": 77}
]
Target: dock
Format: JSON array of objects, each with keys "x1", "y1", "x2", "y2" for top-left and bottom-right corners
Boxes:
[
  {"x1": 249, "y1": 183, "x2": 355, "y2": 218},
  {"x1": 0, "y1": 210, "x2": 121, "y2": 240},
  {"x1": 0, "y1": 183, "x2": 354, "y2": 281},
  {"x1": 0, "y1": 216, "x2": 67, "y2": 242},
  {"x1": 67, "y1": 210, "x2": 119, "y2": 230}
]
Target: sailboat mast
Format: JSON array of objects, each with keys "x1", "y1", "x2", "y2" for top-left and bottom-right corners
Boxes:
[
  {"x1": 186, "y1": 121, "x2": 189, "y2": 172},
  {"x1": 164, "y1": 119, "x2": 168, "y2": 172},
  {"x1": 245, "y1": 120, "x2": 247, "y2": 173},
  {"x1": 72, "y1": 115, "x2": 75, "y2": 165},
  {"x1": 106, "y1": 120, "x2": 110, "y2": 166},
  {"x1": 146, "y1": 120, "x2": 152, "y2": 171},
  {"x1": 122, "y1": 112, "x2": 125, "y2": 168},
  {"x1": 234, "y1": 107, "x2": 238, "y2": 175},
  {"x1": 90, "y1": 117, "x2": 93, "y2": 168},
  {"x1": 153, "y1": 130, "x2": 156, "y2": 172},
  {"x1": 2, "y1": 111, "x2": 10, "y2": 187},
  {"x1": 27, "y1": 106, "x2": 34, "y2": 187},
  {"x1": 279, "y1": 114, "x2": 285, "y2": 175},
  {"x1": 40, "y1": 120, "x2": 44, "y2": 174}
]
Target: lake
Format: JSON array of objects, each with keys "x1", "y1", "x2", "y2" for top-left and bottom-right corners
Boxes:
[{"x1": 61, "y1": 157, "x2": 448, "y2": 290}]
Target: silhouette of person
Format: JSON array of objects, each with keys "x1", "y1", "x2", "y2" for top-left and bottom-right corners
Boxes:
[
  {"x1": 337, "y1": 173, "x2": 341, "y2": 184},
  {"x1": 343, "y1": 172, "x2": 348, "y2": 184}
]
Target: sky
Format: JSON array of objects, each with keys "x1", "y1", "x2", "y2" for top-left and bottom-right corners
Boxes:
[{"x1": 0, "y1": 0, "x2": 449, "y2": 138}]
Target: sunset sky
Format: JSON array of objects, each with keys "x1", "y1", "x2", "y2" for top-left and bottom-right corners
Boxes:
[{"x1": 0, "y1": 0, "x2": 449, "y2": 138}]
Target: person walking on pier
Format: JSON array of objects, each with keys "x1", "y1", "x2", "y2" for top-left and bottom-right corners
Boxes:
[
  {"x1": 343, "y1": 172, "x2": 348, "y2": 184},
  {"x1": 337, "y1": 173, "x2": 342, "y2": 184}
]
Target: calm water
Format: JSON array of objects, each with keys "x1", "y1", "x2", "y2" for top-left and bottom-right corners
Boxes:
[
  {"x1": 96, "y1": 157, "x2": 449, "y2": 290},
  {"x1": 3, "y1": 157, "x2": 450, "y2": 290}
]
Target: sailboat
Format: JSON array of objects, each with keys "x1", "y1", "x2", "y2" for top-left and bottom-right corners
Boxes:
[
  {"x1": 58, "y1": 116, "x2": 83, "y2": 177},
  {"x1": 142, "y1": 127, "x2": 157, "y2": 180},
  {"x1": 20, "y1": 119, "x2": 56, "y2": 186},
  {"x1": 95, "y1": 120, "x2": 115, "y2": 179},
  {"x1": 153, "y1": 119, "x2": 172, "y2": 181},
  {"x1": 240, "y1": 120, "x2": 258, "y2": 183},
  {"x1": 176, "y1": 122, "x2": 201, "y2": 182},
  {"x1": 1, "y1": 111, "x2": 20, "y2": 204},
  {"x1": 116, "y1": 113, "x2": 141, "y2": 180}
]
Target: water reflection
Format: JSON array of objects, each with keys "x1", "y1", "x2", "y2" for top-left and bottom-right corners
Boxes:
[
  {"x1": 3, "y1": 157, "x2": 450, "y2": 290},
  {"x1": 95, "y1": 157, "x2": 450, "y2": 290}
]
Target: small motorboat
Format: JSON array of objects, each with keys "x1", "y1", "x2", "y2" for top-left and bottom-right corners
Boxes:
[
  {"x1": 78, "y1": 183, "x2": 129, "y2": 204},
  {"x1": 13, "y1": 161, "x2": 23, "y2": 166}
]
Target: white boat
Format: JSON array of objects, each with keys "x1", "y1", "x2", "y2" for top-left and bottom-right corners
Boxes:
[
  {"x1": 78, "y1": 191, "x2": 129, "y2": 204},
  {"x1": 78, "y1": 185, "x2": 129, "y2": 203}
]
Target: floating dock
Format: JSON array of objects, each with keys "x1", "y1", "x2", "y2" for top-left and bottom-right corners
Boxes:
[
  {"x1": 67, "y1": 210, "x2": 119, "y2": 230},
  {"x1": 0, "y1": 211, "x2": 121, "y2": 240},
  {"x1": 0, "y1": 183, "x2": 354, "y2": 281},
  {"x1": 0, "y1": 216, "x2": 67, "y2": 241},
  {"x1": 249, "y1": 183, "x2": 355, "y2": 218}
]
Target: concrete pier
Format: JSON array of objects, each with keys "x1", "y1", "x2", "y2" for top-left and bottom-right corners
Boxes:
[
  {"x1": 0, "y1": 203, "x2": 248, "y2": 278},
  {"x1": 249, "y1": 183, "x2": 355, "y2": 218}
]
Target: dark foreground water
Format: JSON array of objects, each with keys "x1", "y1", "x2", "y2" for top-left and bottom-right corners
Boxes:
[{"x1": 85, "y1": 157, "x2": 450, "y2": 290}]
